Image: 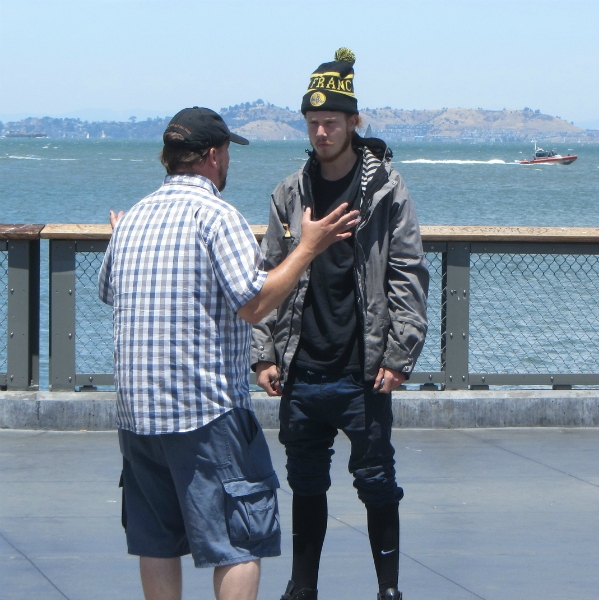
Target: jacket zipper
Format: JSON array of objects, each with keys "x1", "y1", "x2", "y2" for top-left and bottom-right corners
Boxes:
[{"x1": 280, "y1": 173, "x2": 313, "y2": 378}]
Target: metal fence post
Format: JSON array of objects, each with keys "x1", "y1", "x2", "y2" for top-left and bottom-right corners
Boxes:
[
  {"x1": 7, "y1": 239, "x2": 40, "y2": 390},
  {"x1": 49, "y1": 240, "x2": 76, "y2": 391},
  {"x1": 442, "y1": 242, "x2": 470, "y2": 389}
]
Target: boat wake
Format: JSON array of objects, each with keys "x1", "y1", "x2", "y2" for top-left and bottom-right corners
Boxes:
[{"x1": 400, "y1": 158, "x2": 510, "y2": 165}]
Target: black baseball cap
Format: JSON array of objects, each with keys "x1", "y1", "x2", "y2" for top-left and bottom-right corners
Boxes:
[{"x1": 163, "y1": 107, "x2": 249, "y2": 150}]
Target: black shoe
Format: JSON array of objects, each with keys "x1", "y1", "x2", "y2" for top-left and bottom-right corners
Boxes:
[
  {"x1": 280, "y1": 580, "x2": 318, "y2": 600},
  {"x1": 377, "y1": 588, "x2": 402, "y2": 600}
]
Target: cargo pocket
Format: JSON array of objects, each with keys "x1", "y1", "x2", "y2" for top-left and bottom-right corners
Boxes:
[{"x1": 223, "y1": 473, "x2": 280, "y2": 544}]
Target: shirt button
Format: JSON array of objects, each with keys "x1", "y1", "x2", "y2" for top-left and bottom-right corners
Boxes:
[
  {"x1": 260, "y1": 354, "x2": 265, "y2": 359},
  {"x1": 260, "y1": 346, "x2": 264, "y2": 350}
]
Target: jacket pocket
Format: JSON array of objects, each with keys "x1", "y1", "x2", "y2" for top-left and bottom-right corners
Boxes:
[{"x1": 222, "y1": 473, "x2": 280, "y2": 543}]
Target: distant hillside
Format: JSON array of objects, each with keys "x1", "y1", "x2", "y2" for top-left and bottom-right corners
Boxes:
[
  {"x1": 0, "y1": 115, "x2": 170, "y2": 140},
  {"x1": 358, "y1": 107, "x2": 587, "y2": 142},
  {"x1": 220, "y1": 100, "x2": 307, "y2": 140},
  {"x1": 2, "y1": 102, "x2": 597, "y2": 142},
  {"x1": 220, "y1": 102, "x2": 593, "y2": 143}
]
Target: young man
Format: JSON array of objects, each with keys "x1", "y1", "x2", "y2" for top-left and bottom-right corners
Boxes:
[
  {"x1": 99, "y1": 106, "x2": 359, "y2": 600},
  {"x1": 253, "y1": 50, "x2": 429, "y2": 600}
]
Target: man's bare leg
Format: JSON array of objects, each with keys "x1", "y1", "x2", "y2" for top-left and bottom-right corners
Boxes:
[
  {"x1": 214, "y1": 560, "x2": 260, "y2": 600},
  {"x1": 140, "y1": 556, "x2": 182, "y2": 600}
]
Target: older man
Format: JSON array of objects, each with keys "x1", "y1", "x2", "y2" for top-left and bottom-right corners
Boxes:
[{"x1": 99, "y1": 106, "x2": 359, "y2": 600}]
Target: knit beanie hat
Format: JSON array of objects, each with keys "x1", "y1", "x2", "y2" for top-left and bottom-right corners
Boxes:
[{"x1": 301, "y1": 48, "x2": 358, "y2": 115}]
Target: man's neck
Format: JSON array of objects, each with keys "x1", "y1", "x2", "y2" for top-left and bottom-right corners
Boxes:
[{"x1": 319, "y1": 147, "x2": 358, "y2": 181}]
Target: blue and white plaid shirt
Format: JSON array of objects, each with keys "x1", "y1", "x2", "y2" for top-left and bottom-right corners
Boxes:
[{"x1": 99, "y1": 174, "x2": 267, "y2": 435}]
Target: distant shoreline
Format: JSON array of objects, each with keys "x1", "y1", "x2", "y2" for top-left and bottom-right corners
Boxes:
[{"x1": 2, "y1": 102, "x2": 598, "y2": 143}]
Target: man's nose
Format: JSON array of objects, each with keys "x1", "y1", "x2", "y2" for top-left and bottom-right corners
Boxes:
[{"x1": 316, "y1": 125, "x2": 326, "y2": 137}]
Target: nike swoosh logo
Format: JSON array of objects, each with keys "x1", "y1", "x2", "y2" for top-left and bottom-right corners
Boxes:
[{"x1": 381, "y1": 549, "x2": 396, "y2": 555}]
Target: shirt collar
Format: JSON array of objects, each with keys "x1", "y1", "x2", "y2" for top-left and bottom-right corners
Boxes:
[{"x1": 163, "y1": 174, "x2": 222, "y2": 198}]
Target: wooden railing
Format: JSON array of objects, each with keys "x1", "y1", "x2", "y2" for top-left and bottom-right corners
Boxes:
[{"x1": 33, "y1": 224, "x2": 599, "y2": 243}]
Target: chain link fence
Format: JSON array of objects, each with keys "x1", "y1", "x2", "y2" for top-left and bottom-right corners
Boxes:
[
  {"x1": 75, "y1": 251, "x2": 114, "y2": 378},
  {"x1": 416, "y1": 251, "x2": 444, "y2": 373},
  {"x1": 470, "y1": 252, "x2": 599, "y2": 374}
]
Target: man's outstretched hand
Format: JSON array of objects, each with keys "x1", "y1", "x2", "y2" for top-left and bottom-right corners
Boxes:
[
  {"x1": 299, "y1": 204, "x2": 360, "y2": 257},
  {"x1": 237, "y1": 203, "x2": 359, "y2": 325}
]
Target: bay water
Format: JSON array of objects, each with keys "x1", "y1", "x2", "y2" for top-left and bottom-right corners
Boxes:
[
  {"x1": 1, "y1": 138, "x2": 598, "y2": 226},
  {"x1": 1, "y1": 139, "x2": 598, "y2": 389}
]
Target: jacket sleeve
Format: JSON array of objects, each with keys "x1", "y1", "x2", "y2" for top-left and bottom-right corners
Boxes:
[
  {"x1": 381, "y1": 177, "x2": 429, "y2": 376},
  {"x1": 251, "y1": 181, "x2": 289, "y2": 370}
]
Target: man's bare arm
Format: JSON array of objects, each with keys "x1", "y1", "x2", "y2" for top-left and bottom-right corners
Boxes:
[{"x1": 237, "y1": 204, "x2": 359, "y2": 325}]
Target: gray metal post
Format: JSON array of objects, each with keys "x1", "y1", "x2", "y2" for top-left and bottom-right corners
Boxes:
[
  {"x1": 7, "y1": 239, "x2": 40, "y2": 390},
  {"x1": 443, "y1": 243, "x2": 470, "y2": 389},
  {"x1": 49, "y1": 240, "x2": 76, "y2": 391},
  {"x1": 29, "y1": 240, "x2": 40, "y2": 389}
]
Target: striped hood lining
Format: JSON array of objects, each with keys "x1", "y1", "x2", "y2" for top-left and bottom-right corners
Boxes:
[{"x1": 360, "y1": 146, "x2": 383, "y2": 196}]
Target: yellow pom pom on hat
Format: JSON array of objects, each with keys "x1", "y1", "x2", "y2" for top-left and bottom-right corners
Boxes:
[{"x1": 301, "y1": 48, "x2": 358, "y2": 115}]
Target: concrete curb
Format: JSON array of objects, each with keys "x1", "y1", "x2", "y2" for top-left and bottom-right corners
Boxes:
[
  {"x1": 1, "y1": 390, "x2": 598, "y2": 430},
  {"x1": 388, "y1": 390, "x2": 599, "y2": 428},
  {"x1": 0, "y1": 392, "x2": 119, "y2": 431}
]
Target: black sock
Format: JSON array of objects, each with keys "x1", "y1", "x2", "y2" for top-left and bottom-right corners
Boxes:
[
  {"x1": 366, "y1": 502, "x2": 400, "y2": 593},
  {"x1": 291, "y1": 492, "x2": 328, "y2": 591}
]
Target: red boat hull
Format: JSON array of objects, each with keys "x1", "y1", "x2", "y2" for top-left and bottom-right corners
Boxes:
[{"x1": 520, "y1": 155, "x2": 578, "y2": 165}]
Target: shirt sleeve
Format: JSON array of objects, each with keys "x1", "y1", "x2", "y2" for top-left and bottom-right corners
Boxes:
[
  {"x1": 98, "y1": 238, "x2": 114, "y2": 306},
  {"x1": 208, "y1": 210, "x2": 267, "y2": 312}
]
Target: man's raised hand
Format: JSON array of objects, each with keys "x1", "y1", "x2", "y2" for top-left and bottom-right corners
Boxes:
[
  {"x1": 109, "y1": 210, "x2": 125, "y2": 230},
  {"x1": 299, "y1": 204, "x2": 360, "y2": 256},
  {"x1": 237, "y1": 204, "x2": 359, "y2": 325}
]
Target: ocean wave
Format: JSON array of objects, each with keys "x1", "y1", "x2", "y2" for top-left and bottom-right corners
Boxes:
[
  {"x1": 8, "y1": 155, "x2": 42, "y2": 160},
  {"x1": 400, "y1": 158, "x2": 510, "y2": 165},
  {"x1": 50, "y1": 158, "x2": 78, "y2": 161}
]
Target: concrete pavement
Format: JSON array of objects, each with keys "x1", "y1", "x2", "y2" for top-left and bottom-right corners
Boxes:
[{"x1": 1, "y1": 427, "x2": 598, "y2": 600}]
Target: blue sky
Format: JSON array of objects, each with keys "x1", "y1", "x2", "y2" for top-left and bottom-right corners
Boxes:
[{"x1": 1, "y1": 0, "x2": 598, "y2": 127}]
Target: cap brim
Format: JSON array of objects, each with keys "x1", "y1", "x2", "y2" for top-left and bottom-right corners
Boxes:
[{"x1": 229, "y1": 132, "x2": 249, "y2": 145}]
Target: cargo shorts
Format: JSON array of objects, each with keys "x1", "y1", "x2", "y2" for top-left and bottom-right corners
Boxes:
[{"x1": 118, "y1": 407, "x2": 281, "y2": 568}]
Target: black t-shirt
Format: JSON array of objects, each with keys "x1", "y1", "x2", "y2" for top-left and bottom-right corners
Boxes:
[{"x1": 294, "y1": 158, "x2": 362, "y2": 373}]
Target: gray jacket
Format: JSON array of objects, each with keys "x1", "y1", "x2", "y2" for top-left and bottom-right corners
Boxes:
[{"x1": 252, "y1": 137, "x2": 429, "y2": 382}]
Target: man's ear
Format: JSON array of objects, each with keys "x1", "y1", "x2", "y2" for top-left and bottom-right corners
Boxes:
[
  {"x1": 347, "y1": 114, "x2": 358, "y2": 133},
  {"x1": 207, "y1": 146, "x2": 218, "y2": 167}
]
